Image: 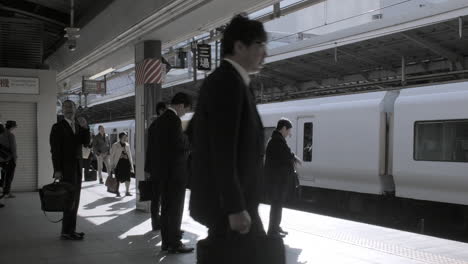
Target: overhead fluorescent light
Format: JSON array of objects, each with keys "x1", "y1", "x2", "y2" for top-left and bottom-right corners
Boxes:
[{"x1": 89, "y1": 67, "x2": 115, "y2": 80}]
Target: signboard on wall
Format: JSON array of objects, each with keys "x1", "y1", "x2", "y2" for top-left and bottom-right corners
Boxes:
[
  {"x1": 197, "y1": 44, "x2": 211, "y2": 71},
  {"x1": 0, "y1": 76, "x2": 39, "y2": 94},
  {"x1": 82, "y1": 79, "x2": 106, "y2": 94}
]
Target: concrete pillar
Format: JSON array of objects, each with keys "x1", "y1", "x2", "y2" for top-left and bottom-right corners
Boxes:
[{"x1": 134, "y1": 40, "x2": 161, "y2": 211}]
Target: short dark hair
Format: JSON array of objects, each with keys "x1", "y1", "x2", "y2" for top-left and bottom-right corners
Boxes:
[
  {"x1": 119, "y1": 132, "x2": 128, "y2": 139},
  {"x1": 6, "y1": 120, "x2": 17, "y2": 129},
  {"x1": 221, "y1": 14, "x2": 267, "y2": 57},
  {"x1": 62, "y1": 99, "x2": 75, "y2": 106},
  {"x1": 276, "y1": 118, "x2": 292, "y2": 130},
  {"x1": 156, "y1": 102, "x2": 167, "y2": 115},
  {"x1": 171, "y1": 92, "x2": 192, "y2": 108},
  {"x1": 98, "y1": 125, "x2": 104, "y2": 130}
]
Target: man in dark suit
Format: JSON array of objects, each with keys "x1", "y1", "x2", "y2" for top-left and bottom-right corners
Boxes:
[
  {"x1": 147, "y1": 93, "x2": 193, "y2": 253},
  {"x1": 50, "y1": 100, "x2": 90, "y2": 240},
  {"x1": 145, "y1": 101, "x2": 166, "y2": 231},
  {"x1": 265, "y1": 118, "x2": 301, "y2": 237},
  {"x1": 189, "y1": 14, "x2": 268, "y2": 240}
]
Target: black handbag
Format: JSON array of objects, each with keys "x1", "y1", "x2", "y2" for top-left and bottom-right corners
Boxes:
[
  {"x1": 197, "y1": 233, "x2": 285, "y2": 264},
  {"x1": 138, "y1": 180, "x2": 153, "y2": 201},
  {"x1": 84, "y1": 170, "x2": 97, "y2": 181},
  {"x1": 39, "y1": 180, "x2": 76, "y2": 222}
]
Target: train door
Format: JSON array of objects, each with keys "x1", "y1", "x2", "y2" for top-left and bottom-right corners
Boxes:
[{"x1": 297, "y1": 117, "x2": 314, "y2": 181}]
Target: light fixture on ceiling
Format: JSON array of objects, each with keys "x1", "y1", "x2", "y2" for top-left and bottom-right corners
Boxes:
[
  {"x1": 89, "y1": 67, "x2": 115, "y2": 80},
  {"x1": 64, "y1": 0, "x2": 80, "y2": 51}
]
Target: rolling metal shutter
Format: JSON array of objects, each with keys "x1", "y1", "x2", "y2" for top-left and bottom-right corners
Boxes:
[{"x1": 0, "y1": 102, "x2": 37, "y2": 191}]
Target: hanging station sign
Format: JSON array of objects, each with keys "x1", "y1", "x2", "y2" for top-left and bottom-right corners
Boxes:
[
  {"x1": 197, "y1": 43, "x2": 211, "y2": 71},
  {"x1": 82, "y1": 79, "x2": 106, "y2": 94},
  {"x1": 166, "y1": 49, "x2": 187, "y2": 69},
  {"x1": 0, "y1": 76, "x2": 39, "y2": 94}
]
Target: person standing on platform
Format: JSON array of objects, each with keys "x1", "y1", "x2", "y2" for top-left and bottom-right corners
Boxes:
[
  {"x1": 110, "y1": 132, "x2": 134, "y2": 197},
  {"x1": 265, "y1": 118, "x2": 301, "y2": 238},
  {"x1": 189, "y1": 13, "x2": 268, "y2": 246},
  {"x1": 147, "y1": 93, "x2": 193, "y2": 254},
  {"x1": 0, "y1": 120, "x2": 18, "y2": 198},
  {"x1": 50, "y1": 100, "x2": 90, "y2": 241},
  {"x1": 145, "y1": 101, "x2": 167, "y2": 231},
  {"x1": 0, "y1": 123, "x2": 9, "y2": 208},
  {"x1": 93, "y1": 125, "x2": 111, "y2": 184},
  {"x1": 82, "y1": 132, "x2": 93, "y2": 180}
]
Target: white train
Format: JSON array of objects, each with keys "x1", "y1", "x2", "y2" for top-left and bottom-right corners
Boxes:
[{"x1": 92, "y1": 81, "x2": 468, "y2": 211}]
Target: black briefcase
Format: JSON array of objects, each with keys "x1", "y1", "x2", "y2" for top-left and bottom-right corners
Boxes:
[
  {"x1": 138, "y1": 180, "x2": 153, "y2": 201},
  {"x1": 39, "y1": 180, "x2": 76, "y2": 212},
  {"x1": 84, "y1": 170, "x2": 97, "y2": 181},
  {"x1": 197, "y1": 233, "x2": 285, "y2": 264}
]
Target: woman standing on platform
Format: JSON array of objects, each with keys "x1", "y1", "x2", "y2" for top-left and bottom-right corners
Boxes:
[{"x1": 110, "y1": 132, "x2": 134, "y2": 197}]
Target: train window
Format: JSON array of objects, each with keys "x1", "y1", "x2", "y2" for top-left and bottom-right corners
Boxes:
[
  {"x1": 303, "y1": 122, "x2": 313, "y2": 162},
  {"x1": 414, "y1": 120, "x2": 468, "y2": 162}
]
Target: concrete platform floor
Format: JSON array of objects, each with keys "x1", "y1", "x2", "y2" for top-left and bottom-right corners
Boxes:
[{"x1": 1, "y1": 177, "x2": 468, "y2": 264}]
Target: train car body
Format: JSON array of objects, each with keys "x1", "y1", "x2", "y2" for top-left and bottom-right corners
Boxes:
[
  {"x1": 393, "y1": 82, "x2": 468, "y2": 206},
  {"x1": 92, "y1": 81, "x2": 468, "y2": 209}
]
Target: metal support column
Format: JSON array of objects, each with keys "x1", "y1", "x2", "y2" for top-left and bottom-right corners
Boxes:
[
  {"x1": 401, "y1": 56, "x2": 406, "y2": 86},
  {"x1": 134, "y1": 40, "x2": 162, "y2": 211}
]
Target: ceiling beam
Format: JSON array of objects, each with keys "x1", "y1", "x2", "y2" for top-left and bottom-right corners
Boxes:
[
  {"x1": 0, "y1": 3, "x2": 67, "y2": 27},
  {"x1": 400, "y1": 32, "x2": 464, "y2": 70},
  {"x1": 260, "y1": 67, "x2": 298, "y2": 84},
  {"x1": 338, "y1": 47, "x2": 395, "y2": 71}
]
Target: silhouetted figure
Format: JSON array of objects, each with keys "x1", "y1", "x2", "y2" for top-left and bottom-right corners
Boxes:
[
  {"x1": 50, "y1": 100, "x2": 90, "y2": 240},
  {"x1": 265, "y1": 118, "x2": 301, "y2": 237},
  {"x1": 189, "y1": 14, "x2": 269, "y2": 260},
  {"x1": 147, "y1": 93, "x2": 193, "y2": 254},
  {"x1": 145, "y1": 101, "x2": 167, "y2": 231}
]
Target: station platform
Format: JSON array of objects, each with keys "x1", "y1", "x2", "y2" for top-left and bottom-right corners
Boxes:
[{"x1": 1, "y1": 177, "x2": 468, "y2": 264}]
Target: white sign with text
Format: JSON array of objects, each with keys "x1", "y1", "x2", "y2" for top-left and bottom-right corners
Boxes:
[{"x1": 0, "y1": 76, "x2": 39, "y2": 94}]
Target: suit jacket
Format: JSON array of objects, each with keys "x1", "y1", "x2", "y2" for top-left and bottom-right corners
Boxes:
[
  {"x1": 189, "y1": 60, "x2": 265, "y2": 226},
  {"x1": 145, "y1": 109, "x2": 188, "y2": 182},
  {"x1": 264, "y1": 130, "x2": 295, "y2": 200},
  {"x1": 50, "y1": 119, "x2": 90, "y2": 183}
]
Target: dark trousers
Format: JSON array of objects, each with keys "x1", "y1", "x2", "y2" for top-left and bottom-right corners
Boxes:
[
  {"x1": 3, "y1": 161, "x2": 16, "y2": 194},
  {"x1": 268, "y1": 200, "x2": 283, "y2": 234},
  {"x1": 207, "y1": 207, "x2": 266, "y2": 239},
  {"x1": 150, "y1": 179, "x2": 161, "y2": 229},
  {"x1": 62, "y1": 163, "x2": 82, "y2": 234},
  {"x1": 82, "y1": 158, "x2": 91, "y2": 179},
  {"x1": 160, "y1": 176, "x2": 186, "y2": 247}
]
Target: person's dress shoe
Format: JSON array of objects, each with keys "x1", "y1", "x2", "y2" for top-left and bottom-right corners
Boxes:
[
  {"x1": 278, "y1": 227, "x2": 288, "y2": 235},
  {"x1": 61, "y1": 233, "x2": 84, "y2": 241},
  {"x1": 267, "y1": 232, "x2": 286, "y2": 238},
  {"x1": 74, "y1": 232, "x2": 85, "y2": 237},
  {"x1": 116, "y1": 192, "x2": 121, "y2": 197},
  {"x1": 167, "y1": 244, "x2": 194, "y2": 254},
  {"x1": 99, "y1": 179, "x2": 104, "y2": 184},
  {"x1": 125, "y1": 192, "x2": 132, "y2": 196}
]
